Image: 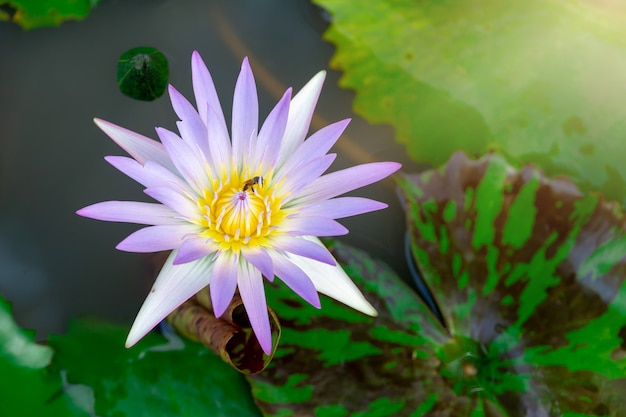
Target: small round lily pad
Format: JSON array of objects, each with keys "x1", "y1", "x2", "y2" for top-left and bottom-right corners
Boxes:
[{"x1": 117, "y1": 47, "x2": 169, "y2": 101}]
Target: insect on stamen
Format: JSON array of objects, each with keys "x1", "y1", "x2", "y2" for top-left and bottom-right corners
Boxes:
[{"x1": 242, "y1": 176, "x2": 264, "y2": 193}]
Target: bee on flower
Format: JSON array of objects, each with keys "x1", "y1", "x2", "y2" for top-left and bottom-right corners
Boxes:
[
  {"x1": 242, "y1": 176, "x2": 263, "y2": 193},
  {"x1": 77, "y1": 51, "x2": 401, "y2": 354}
]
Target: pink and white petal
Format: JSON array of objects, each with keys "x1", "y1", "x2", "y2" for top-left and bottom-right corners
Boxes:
[
  {"x1": 289, "y1": 162, "x2": 401, "y2": 205},
  {"x1": 77, "y1": 201, "x2": 182, "y2": 225},
  {"x1": 191, "y1": 51, "x2": 228, "y2": 134},
  {"x1": 253, "y1": 88, "x2": 291, "y2": 170},
  {"x1": 278, "y1": 154, "x2": 336, "y2": 196},
  {"x1": 206, "y1": 104, "x2": 233, "y2": 173},
  {"x1": 237, "y1": 261, "x2": 272, "y2": 355},
  {"x1": 231, "y1": 58, "x2": 258, "y2": 170},
  {"x1": 173, "y1": 237, "x2": 218, "y2": 265},
  {"x1": 116, "y1": 224, "x2": 201, "y2": 253},
  {"x1": 105, "y1": 156, "x2": 155, "y2": 187},
  {"x1": 105, "y1": 157, "x2": 190, "y2": 193},
  {"x1": 287, "y1": 237, "x2": 377, "y2": 316},
  {"x1": 142, "y1": 161, "x2": 192, "y2": 193},
  {"x1": 177, "y1": 119, "x2": 209, "y2": 166},
  {"x1": 282, "y1": 216, "x2": 348, "y2": 237},
  {"x1": 269, "y1": 251, "x2": 320, "y2": 308},
  {"x1": 278, "y1": 119, "x2": 350, "y2": 175},
  {"x1": 209, "y1": 251, "x2": 239, "y2": 318},
  {"x1": 125, "y1": 251, "x2": 214, "y2": 347},
  {"x1": 94, "y1": 118, "x2": 175, "y2": 172},
  {"x1": 144, "y1": 186, "x2": 199, "y2": 221},
  {"x1": 241, "y1": 247, "x2": 274, "y2": 281},
  {"x1": 296, "y1": 197, "x2": 388, "y2": 219},
  {"x1": 156, "y1": 127, "x2": 209, "y2": 194},
  {"x1": 270, "y1": 235, "x2": 335, "y2": 265},
  {"x1": 276, "y1": 71, "x2": 325, "y2": 168},
  {"x1": 169, "y1": 85, "x2": 211, "y2": 160}
]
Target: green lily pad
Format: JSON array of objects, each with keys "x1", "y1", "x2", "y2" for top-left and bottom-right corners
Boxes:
[
  {"x1": 48, "y1": 318, "x2": 262, "y2": 417},
  {"x1": 0, "y1": 296, "x2": 92, "y2": 417},
  {"x1": 0, "y1": 0, "x2": 99, "y2": 30},
  {"x1": 117, "y1": 47, "x2": 169, "y2": 101},
  {"x1": 247, "y1": 153, "x2": 626, "y2": 416},
  {"x1": 247, "y1": 241, "x2": 451, "y2": 416},
  {"x1": 398, "y1": 152, "x2": 626, "y2": 415},
  {"x1": 315, "y1": 0, "x2": 626, "y2": 206}
]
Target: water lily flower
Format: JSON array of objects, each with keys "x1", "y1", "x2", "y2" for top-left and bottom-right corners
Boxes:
[{"x1": 77, "y1": 51, "x2": 401, "y2": 354}]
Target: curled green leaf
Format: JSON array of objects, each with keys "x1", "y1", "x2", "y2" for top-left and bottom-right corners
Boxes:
[{"x1": 167, "y1": 288, "x2": 281, "y2": 375}]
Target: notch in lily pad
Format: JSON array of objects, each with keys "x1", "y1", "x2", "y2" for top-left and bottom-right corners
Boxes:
[{"x1": 117, "y1": 47, "x2": 169, "y2": 101}]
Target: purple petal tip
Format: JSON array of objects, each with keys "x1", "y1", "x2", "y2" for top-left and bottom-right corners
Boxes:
[
  {"x1": 258, "y1": 336, "x2": 272, "y2": 356},
  {"x1": 388, "y1": 162, "x2": 402, "y2": 173}
]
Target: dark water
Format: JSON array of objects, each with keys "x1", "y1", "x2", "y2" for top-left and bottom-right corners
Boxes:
[{"x1": 0, "y1": 0, "x2": 418, "y2": 340}]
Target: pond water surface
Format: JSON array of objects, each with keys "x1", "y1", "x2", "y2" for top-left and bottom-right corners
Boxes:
[{"x1": 0, "y1": 0, "x2": 417, "y2": 340}]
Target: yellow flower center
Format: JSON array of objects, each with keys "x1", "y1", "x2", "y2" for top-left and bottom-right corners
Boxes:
[{"x1": 195, "y1": 172, "x2": 286, "y2": 252}]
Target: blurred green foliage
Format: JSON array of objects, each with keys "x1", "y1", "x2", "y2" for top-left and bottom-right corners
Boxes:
[
  {"x1": 0, "y1": 295, "x2": 261, "y2": 417},
  {"x1": 0, "y1": 0, "x2": 99, "y2": 30},
  {"x1": 316, "y1": 0, "x2": 626, "y2": 206},
  {"x1": 0, "y1": 297, "x2": 91, "y2": 417}
]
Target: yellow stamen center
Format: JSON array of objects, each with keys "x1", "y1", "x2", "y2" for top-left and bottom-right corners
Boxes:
[{"x1": 195, "y1": 173, "x2": 285, "y2": 252}]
